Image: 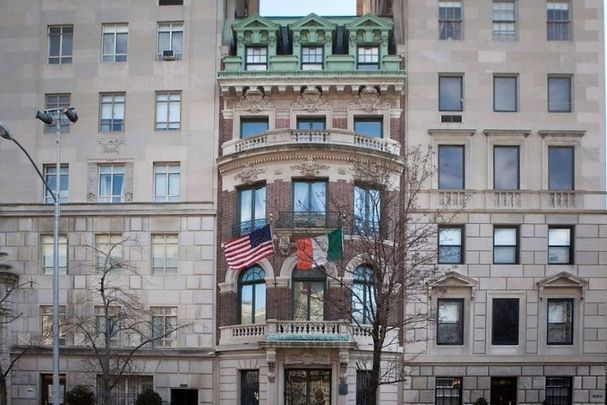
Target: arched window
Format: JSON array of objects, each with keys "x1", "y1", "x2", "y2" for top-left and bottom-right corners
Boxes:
[
  {"x1": 352, "y1": 265, "x2": 375, "y2": 324},
  {"x1": 292, "y1": 267, "x2": 325, "y2": 321},
  {"x1": 239, "y1": 266, "x2": 266, "y2": 325}
]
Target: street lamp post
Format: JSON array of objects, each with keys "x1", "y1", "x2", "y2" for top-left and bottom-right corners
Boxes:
[{"x1": 0, "y1": 106, "x2": 77, "y2": 405}]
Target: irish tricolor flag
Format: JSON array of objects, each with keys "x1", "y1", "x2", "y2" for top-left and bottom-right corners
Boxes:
[{"x1": 296, "y1": 228, "x2": 344, "y2": 270}]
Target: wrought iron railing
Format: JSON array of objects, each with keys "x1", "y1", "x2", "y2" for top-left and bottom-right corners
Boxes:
[
  {"x1": 275, "y1": 211, "x2": 342, "y2": 229},
  {"x1": 231, "y1": 218, "x2": 268, "y2": 237}
]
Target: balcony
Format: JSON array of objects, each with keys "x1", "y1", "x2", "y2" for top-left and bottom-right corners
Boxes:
[
  {"x1": 222, "y1": 129, "x2": 401, "y2": 158},
  {"x1": 231, "y1": 218, "x2": 268, "y2": 237},
  {"x1": 275, "y1": 211, "x2": 342, "y2": 231},
  {"x1": 218, "y1": 320, "x2": 399, "y2": 350}
]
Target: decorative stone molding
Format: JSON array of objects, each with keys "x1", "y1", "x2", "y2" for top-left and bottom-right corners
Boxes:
[
  {"x1": 538, "y1": 130, "x2": 586, "y2": 139},
  {"x1": 290, "y1": 157, "x2": 329, "y2": 177},
  {"x1": 266, "y1": 348, "x2": 277, "y2": 382},
  {"x1": 349, "y1": 86, "x2": 390, "y2": 112},
  {"x1": 427, "y1": 271, "x2": 479, "y2": 300},
  {"x1": 339, "y1": 350, "x2": 349, "y2": 384},
  {"x1": 291, "y1": 87, "x2": 331, "y2": 112},
  {"x1": 98, "y1": 139, "x2": 125, "y2": 154},
  {"x1": 277, "y1": 235, "x2": 291, "y2": 257},
  {"x1": 87, "y1": 192, "x2": 96, "y2": 202},
  {"x1": 536, "y1": 271, "x2": 588, "y2": 300},
  {"x1": 484, "y1": 129, "x2": 531, "y2": 138},
  {"x1": 236, "y1": 88, "x2": 274, "y2": 112},
  {"x1": 235, "y1": 164, "x2": 265, "y2": 185}
]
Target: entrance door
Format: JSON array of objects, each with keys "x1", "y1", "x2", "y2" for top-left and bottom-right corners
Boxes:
[
  {"x1": 285, "y1": 369, "x2": 331, "y2": 405},
  {"x1": 491, "y1": 377, "x2": 517, "y2": 405},
  {"x1": 170, "y1": 388, "x2": 198, "y2": 405}
]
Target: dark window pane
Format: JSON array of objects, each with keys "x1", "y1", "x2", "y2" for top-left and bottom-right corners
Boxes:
[
  {"x1": 437, "y1": 299, "x2": 464, "y2": 345},
  {"x1": 547, "y1": 299, "x2": 573, "y2": 345},
  {"x1": 241, "y1": 118, "x2": 269, "y2": 139},
  {"x1": 297, "y1": 118, "x2": 326, "y2": 130},
  {"x1": 356, "y1": 371, "x2": 376, "y2": 405},
  {"x1": 494, "y1": 76, "x2": 517, "y2": 112},
  {"x1": 241, "y1": 370, "x2": 259, "y2": 405},
  {"x1": 546, "y1": 377, "x2": 572, "y2": 405},
  {"x1": 439, "y1": 76, "x2": 463, "y2": 111},
  {"x1": 435, "y1": 377, "x2": 463, "y2": 405},
  {"x1": 548, "y1": 76, "x2": 572, "y2": 112},
  {"x1": 354, "y1": 118, "x2": 382, "y2": 138},
  {"x1": 492, "y1": 298, "x2": 519, "y2": 345},
  {"x1": 438, "y1": 145, "x2": 464, "y2": 189},
  {"x1": 549, "y1": 146, "x2": 574, "y2": 190},
  {"x1": 494, "y1": 146, "x2": 519, "y2": 190},
  {"x1": 160, "y1": 0, "x2": 183, "y2": 4}
]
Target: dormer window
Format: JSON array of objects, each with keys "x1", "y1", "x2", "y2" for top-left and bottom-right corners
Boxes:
[
  {"x1": 245, "y1": 47, "x2": 267, "y2": 71},
  {"x1": 357, "y1": 46, "x2": 379, "y2": 71},
  {"x1": 301, "y1": 46, "x2": 323, "y2": 70}
]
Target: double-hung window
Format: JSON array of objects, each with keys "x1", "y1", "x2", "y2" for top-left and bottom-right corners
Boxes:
[
  {"x1": 492, "y1": 298, "x2": 519, "y2": 345},
  {"x1": 354, "y1": 186, "x2": 380, "y2": 235},
  {"x1": 293, "y1": 180, "x2": 326, "y2": 227},
  {"x1": 44, "y1": 164, "x2": 69, "y2": 203},
  {"x1": 240, "y1": 117, "x2": 268, "y2": 138},
  {"x1": 98, "y1": 165, "x2": 125, "y2": 203},
  {"x1": 44, "y1": 94, "x2": 71, "y2": 133},
  {"x1": 545, "y1": 377, "x2": 572, "y2": 405},
  {"x1": 95, "y1": 234, "x2": 123, "y2": 270},
  {"x1": 439, "y1": 75, "x2": 463, "y2": 112},
  {"x1": 547, "y1": 298, "x2": 573, "y2": 345},
  {"x1": 152, "y1": 234, "x2": 178, "y2": 273},
  {"x1": 548, "y1": 75, "x2": 572, "y2": 112},
  {"x1": 238, "y1": 185, "x2": 266, "y2": 235},
  {"x1": 48, "y1": 25, "x2": 73, "y2": 64},
  {"x1": 548, "y1": 227, "x2": 573, "y2": 264},
  {"x1": 155, "y1": 91, "x2": 181, "y2": 130},
  {"x1": 41, "y1": 235, "x2": 68, "y2": 275},
  {"x1": 438, "y1": 226, "x2": 464, "y2": 264},
  {"x1": 438, "y1": 145, "x2": 465, "y2": 189},
  {"x1": 301, "y1": 46, "x2": 323, "y2": 70},
  {"x1": 354, "y1": 117, "x2": 383, "y2": 138},
  {"x1": 547, "y1": 2, "x2": 571, "y2": 41},
  {"x1": 494, "y1": 75, "x2": 517, "y2": 112},
  {"x1": 437, "y1": 298, "x2": 464, "y2": 345},
  {"x1": 492, "y1": 1, "x2": 516, "y2": 40},
  {"x1": 357, "y1": 46, "x2": 379, "y2": 71},
  {"x1": 548, "y1": 146, "x2": 574, "y2": 190},
  {"x1": 101, "y1": 23, "x2": 128, "y2": 62},
  {"x1": 438, "y1": 2, "x2": 462, "y2": 40},
  {"x1": 245, "y1": 47, "x2": 268, "y2": 71},
  {"x1": 493, "y1": 226, "x2": 518, "y2": 264},
  {"x1": 435, "y1": 377, "x2": 463, "y2": 405},
  {"x1": 493, "y1": 145, "x2": 519, "y2": 190},
  {"x1": 157, "y1": 22, "x2": 183, "y2": 60},
  {"x1": 154, "y1": 163, "x2": 180, "y2": 202},
  {"x1": 41, "y1": 305, "x2": 67, "y2": 346},
  {"x1": 151, "y1": 306, "x2": 177, "y2": 347},
  {"x1": 100, "y1": 93, "x2": 125, "y2": 132}
]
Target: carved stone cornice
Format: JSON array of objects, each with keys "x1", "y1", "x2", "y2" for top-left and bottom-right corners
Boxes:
[
  {"x1": 291, "y1": 87, "x2": 331, "y2": 112},
  {"x1": 235, "y1": 163, "x2": 265, "y2": 185},
  {"x1": 235, "y1": 88, "x2": 274, "y2": 112},
  {"x1": 290, "y1": 157, "x2": 329, "y2": 177},
  {"x1": 349, "y1": 86, "x2": 390, "y2": 112}
]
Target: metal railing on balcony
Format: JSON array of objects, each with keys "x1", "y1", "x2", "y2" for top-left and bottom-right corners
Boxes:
[
  {"x1": 231, "y1": 218, "x2": 268, "y2": 237},
  {"x1": 275, "y1": 211, "x2": 342, "y2": 229}
]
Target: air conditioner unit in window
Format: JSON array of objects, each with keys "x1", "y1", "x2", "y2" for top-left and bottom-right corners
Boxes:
[{"x1": 162, "y1": 50, "x2": 176, "y2": 61}]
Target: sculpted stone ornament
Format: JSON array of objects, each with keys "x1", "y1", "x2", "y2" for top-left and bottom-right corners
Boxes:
[
  {"x1": 350, "y1": 86, "x2": 389, "y2": 112},
  {"x1": 235, "y1": 163, "x2": 265, "y2": 185},
  {"x1": 87, "y1": 192, "x2": 96, "y2": 202},
  {"x1": 291, "y1": 157, "x2": 329, "y2": 177},
  {"x1": 291, "y1": 87, "x2": 329, "y2": 112},
  {"x1": 236, "y1": 88, "x2": 274, "y2": 112},
  {"x1": 98, "y1": 139, "x2": 125, "y2": 154},
  {"x1": 278, "y1": 236, "x2": 291, "y2": 257}
]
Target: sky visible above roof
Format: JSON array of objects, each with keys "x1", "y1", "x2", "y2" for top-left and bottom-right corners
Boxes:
[{"x1": 260, "y1": 0, "x2": 356, "y2": 16}]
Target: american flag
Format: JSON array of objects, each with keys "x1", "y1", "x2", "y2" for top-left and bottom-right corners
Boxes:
[{"x1": 223, "y1": 225, "x2": 275, "y2": 270}]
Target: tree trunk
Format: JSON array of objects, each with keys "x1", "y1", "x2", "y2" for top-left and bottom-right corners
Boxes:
[
  {"x1": 0, "y1": 374, "x2": 8, "y2": 405},
  {"x1": 100, "y1": 379, "x2": 112, "y2": 405}
]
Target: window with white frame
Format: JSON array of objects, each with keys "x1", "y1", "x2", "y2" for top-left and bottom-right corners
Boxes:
[
  {"x1": 301, "y1": 46, "x2": 323, "y2": 70},
  {"x1": 492, "y1": 0, "x2": 516, "y2": 40},
  {"x1": 153, "y1": 163, "x2": 180, "y2": 202},
  {"x1": 152, "y1": 234, "x2": 178, "y2": 273},
  {"x1": 41, "y1": 235, "x2": 68, "y2": 275},
  {"x1": 157, "y1": 22, "x2": 183, "y2": 60},
  {"x1": 155, "y1": 91, "x2": 181, "y2": 130},
  {"x1": 48, "y1": 25, "x2": 73, "y2": 64},
  {"x1": 44, "y1": 94, "x2": 71, "y2": 133},
  {"x1": 95, "y1": 305, "x2": 121, "y2": 344},
  {"x1": 151, "y1": 306, "x2": 177, "y2": 347},
  {"x1": 357, "y1": 46, "x2": 379, "y2": 71},
  {"x1": 41, "y1": 305, "x2": 66, "y2": 346},
  {"x1": 43, "y1": 164, "x2": 69, "y2": 203},
  {"x1": 547, "y1": 1, "x2": 571, "y2": 41},
  {"x1": 98, "y1": 165, "x2": 125, "y2": 203},
  {"x1": 101, "y1": 23, "x2": 128, "y2": 62},
  {"x1": 439, "y1": 2, "x2": 462, "y2": 40},
  {"x1": 238, "y1": 184, "x2": 267, "y2": 236},
  {"x1": 99, "y1": 93, "x2": 125, "y2": 132},
  {"x1": 245, "y1": 47, "x2": 268, "y2": 71},
  {"x1": 95, "y1": 234, "x2": 123, "y2": 270}
]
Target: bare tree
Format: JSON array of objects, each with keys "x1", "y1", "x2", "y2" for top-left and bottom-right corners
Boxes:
[
  {"x1": 69, "y1": 240, "x2": 187, "y2": 405},
  {"x1": 0, "y1": 253, "x2": 34, "y2": 405},
  {"x1": 302, "y1": 146, "x2": 451, "y2": 404}
]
